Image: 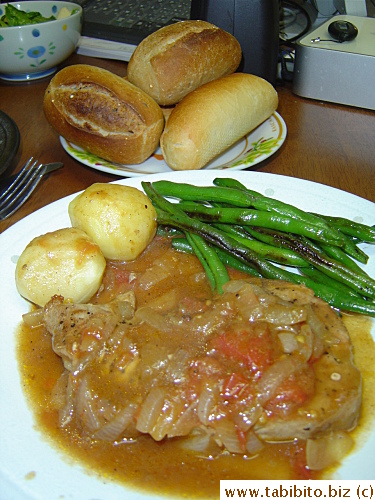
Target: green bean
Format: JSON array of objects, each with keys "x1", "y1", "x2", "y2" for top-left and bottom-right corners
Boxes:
[
  {"x1": 212, "y1": 177, "x2": 369, "y2": 263},
  {"x1": 213, "y1": 248, "x2": 262, "y2": 278},
  {"x1": 285, "y1": 270, "x2": 375, "y2": 317},
  {"x1": 245, "y1": 228, "x2": 375, "y2": 299},
  {"x1": 336, "y1": 235, "x2": 369, "y2": 264},
  {"x1": 152, "y1": 180, "x2": 345, "y2": 246},
  {"x1": 172, "y1": 237, "x2": 193, "y2": 254},
  {"x1": 171, "y1": 237, "x2": 262, "y2": 278},
  {"x1": 320, "y1": 243, "x2": 369, "y2": 277},
  {"x1": 186, "y1": 232, "x2": 229, "y2": 293},
  {"x1": 144, "y1": 182, "x2": 228, "y2": 293},
  {"x1": 248, "y1": 223, "x2": 368, "y2": 272},
  {"x1": 247, "y1": 225, "x2": 372, "y2": 281},
  {"x1": 184, "y1": 179, "x2": 369, "y2": 264},
  {"x1": 171, "y1": 237, "x2": 375, "y2": 317},
  {"x1": 176, "y1": 200, "x2": 341, "y2": 246},
  {"x1": 313, "y1": 215, "x2": 375, "y2": 243},
  {"x1": 185, "y1": 233, "x2": 216, "y2": 291},
  {"x1": 156, "y1": 226, "x2": 183, "y2": 237},
  {"x1": 300, "y1": 265, "x2": 363, "y2": 298},
  {"x1": 212, "y1": 177, "x2": 330, "y2": 223},
  {"x1": 142, "y1": 181, "x2": 375, "y2": 317},
  {"x1": 152, "y1": 180, "x2": 258, "y2": 207},
  {"x1": 213, "y1": 223, "x2": 308, "y2": 267},
  {"x1": 142, "y1": 181, "x2": 296, "y2": 281}
]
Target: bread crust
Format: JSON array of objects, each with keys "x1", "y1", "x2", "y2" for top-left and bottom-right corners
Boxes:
[
  {"x1": 160, "y1": 73, "x2": 279, "y2": 171},
  {"x1": 127, "y1": 20, "x2": 242, "y2": 106},
  {"x1": 43, "y1": 64, "x2": 164, "y2": 164}
]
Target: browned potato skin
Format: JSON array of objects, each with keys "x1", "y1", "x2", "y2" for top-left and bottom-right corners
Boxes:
[
  {"x1": 15, "y1": 227, "x2": 106, "y2": 307},
  {"x1": 68, "y1": 183, "x2": 157, "y2": 261}
]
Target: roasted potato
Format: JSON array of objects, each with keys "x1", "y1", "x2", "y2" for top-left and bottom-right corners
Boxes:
[
  {"x1": 15, "y1": 227, "x2": 106, "y2": 306},
  {"x1": 68, "y1": 183, "x2": 157, "y2": 261}
]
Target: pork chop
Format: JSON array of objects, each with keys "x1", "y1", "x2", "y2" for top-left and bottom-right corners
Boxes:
[{"x1": 43, "y1": 278, "x2": 361, "y2": 454}]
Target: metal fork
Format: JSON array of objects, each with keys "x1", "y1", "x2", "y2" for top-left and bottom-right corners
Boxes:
[{"x1": 0, "y1": 157, "x2": 47, "y2": 221}]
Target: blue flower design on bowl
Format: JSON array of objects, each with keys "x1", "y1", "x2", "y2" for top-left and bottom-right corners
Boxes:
[
  {"x1": 0, "y1": 1, "x2": 83, "y2": 81},
  {"x1": 27, "y1": 45, "x2": 46, "y2": 58},
  {"x1": 14, "y1": 40, "x2": 55, "y2": 68}
]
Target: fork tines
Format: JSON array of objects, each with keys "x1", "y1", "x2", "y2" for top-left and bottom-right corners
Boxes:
[{"x1": 0, "y1": 157, "x2": 46, "y2": 220}]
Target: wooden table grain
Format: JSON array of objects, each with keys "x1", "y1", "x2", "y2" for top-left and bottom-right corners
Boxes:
[{"x1": 0, "y1": 53, "x2": 374, "y2": 234}]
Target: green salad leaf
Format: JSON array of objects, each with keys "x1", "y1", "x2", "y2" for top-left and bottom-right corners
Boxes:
[{"x1": 0, "y1": 4, "x2": 56, "y2": 27}]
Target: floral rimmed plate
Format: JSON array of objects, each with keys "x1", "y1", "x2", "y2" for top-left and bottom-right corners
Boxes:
[{"x1": 60, "y1": 112, "x2": 287, "y2": 177}]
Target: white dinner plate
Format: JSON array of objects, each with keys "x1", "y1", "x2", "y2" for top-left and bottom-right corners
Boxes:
[
  {"x1": 60, "y1": 112, "x2": 287, "y2": 177},
  {"x1": 0, "y1": 171, "x2": 374, "y2": 500}
]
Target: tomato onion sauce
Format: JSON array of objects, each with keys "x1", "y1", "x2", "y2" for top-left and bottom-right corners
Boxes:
[{"x1": 17, "y1": 236, "x2": 375, "y2": 499}]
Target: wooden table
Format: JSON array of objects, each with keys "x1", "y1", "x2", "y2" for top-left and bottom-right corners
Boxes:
[{"x1": 0, "y1": 52, "x2": 374, "y2": 234}]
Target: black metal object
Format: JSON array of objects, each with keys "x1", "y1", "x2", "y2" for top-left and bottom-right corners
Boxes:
[{"x1": 190, "y1": 0, "x2": 280, "y2": 84}]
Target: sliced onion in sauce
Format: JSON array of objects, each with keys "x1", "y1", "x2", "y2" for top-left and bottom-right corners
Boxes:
[
  {"x1": 278, "y1": 333, "x2": 299, "y2": 354},
  {"x1": 144, "y1": 288, "x2": 179, "y2": 312},
  {"x1": 76, "y1": 378, "x2": 101, "y2": 432},
  {"x1": 197, "y1": 387, "x2": 217, "y2": 425},
  {"x1": 94, "y1": 403, "x2": 138, "y2": 441},
  {"x1": 214, "y1": 418, "x2": 244, "y2": 454},
  {"x1": 225, "y1": 282, "x2": 260, "y2": 321},
  {"x1": 136, "y1": 387, "x2": 166, "y2": 434},
  {"x1": 167, "y1": 400, "x2": 199, "y2": 438},
  {"x1": 299, "y1": 323, "x2": 314, "y2": 361},
  {"x1": 233, "y1": 405, "x2": 263, "y2": 433},
  {"x1": 22, "y1": 308, "x2": 44, "y2": 327},
  {"x1": 255, "y1": 355, "x2": 304, "y2": 405},
  {"x1": 260, "y1": 304, "x2": 307, "y2": 326},
  {"x1": 245, "y1": 431, "x2": 264, "y2": 456},
  {"x1": 165, "y1": 348, "x2": 190, "y2": 383},
  {"x1": 149, "y1": 399, "x2": 179, "y2": 441},
  {"x1": 306, "y1": 432, "x2": 353, "y2": 470},
  {"x1": 180, "y1": 430, "x2": 211, "y2": 452},
  {"x1": 134, "y1": 307, "x2": 172, "y2": 331}
]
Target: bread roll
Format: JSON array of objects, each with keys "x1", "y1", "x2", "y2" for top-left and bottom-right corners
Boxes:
[
  {"x1": 68, "y1": 183, "x2": 157, "y2": 261},
  {"x1": 43, "y1": 64, "x2": 164, "y2": 164},
  {"x1": 15, "y1": 228, "x2": 106, "y2": 307},
  {"x1": 127, "y1": 20, "x2": 242, "y2": 106},
  {"x1": 160, "y1": 73, "x2": 278, "y2": 171}
]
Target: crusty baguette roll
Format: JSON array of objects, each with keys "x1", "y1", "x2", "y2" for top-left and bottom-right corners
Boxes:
[
  {"x1": 43, "y1": 64, "x2": 164, "y2": 164},
  {"x1": 127, "y1": 20, "x2": 242, "y2": 106},
  {"x1": 160, "y1": 73, "x2": 278, "y2": 171}
]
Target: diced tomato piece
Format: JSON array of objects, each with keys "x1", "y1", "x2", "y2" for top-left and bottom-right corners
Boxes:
[
  {"x1": 211, "y1": 325, "x2": 274, "y2": 375},
  {"x1": 179, "y1": 296, "x2": 210, "y2": 315},
  {"x1": 112, "y1": 266, "x2": 134, "y2": 285},
  {"x1": 95, "y1": 265, "x2": 137, "y2": 303},
  {"x1": 265, "y1": 367, "x2": 315, "y2": 413}
]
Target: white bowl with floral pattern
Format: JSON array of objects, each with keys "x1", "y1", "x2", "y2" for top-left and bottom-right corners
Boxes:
[{"x1": 0, "y1": 1, "x2": 82, "y2": 81}]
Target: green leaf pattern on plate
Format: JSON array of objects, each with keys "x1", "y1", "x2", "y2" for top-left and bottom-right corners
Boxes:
[
  {"x1": 65, "y1": 143, "x2": 120, "y2": 170},
  {"x1": 66, "y1": 136, "x2": 281, "y2": 172},
  {"x1": 61, "y1": 112, "x2": 286, "y2": 176},
  {"x1": 226, "y1": 137, "x2": 281, "y2": 169}
]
